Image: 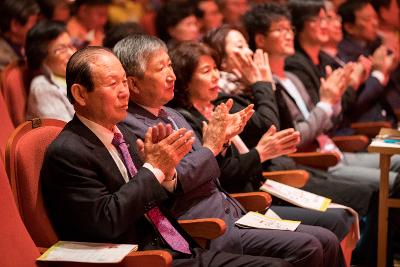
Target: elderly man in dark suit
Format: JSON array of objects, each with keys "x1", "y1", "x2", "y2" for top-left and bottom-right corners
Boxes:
[
  {"x1": 41, "y1": 46, "x2": 295, "y2": 267},
  {"x1": 115, "y1": 34, "x2": 346, "y2": 267}
]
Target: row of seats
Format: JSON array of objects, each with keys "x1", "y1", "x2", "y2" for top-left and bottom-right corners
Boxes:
[{"x1": 0, "y1": 118, "x2": 358, "y2": 266}]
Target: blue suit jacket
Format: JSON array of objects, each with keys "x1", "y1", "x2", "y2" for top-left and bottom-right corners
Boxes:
[{"x1": 123, "y1": 102, "x2": 247, "y2": 253}]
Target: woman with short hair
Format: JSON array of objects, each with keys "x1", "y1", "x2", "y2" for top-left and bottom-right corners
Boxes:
[{"x1": 25, "y1": 20, "x2": 76, "y2": 121}]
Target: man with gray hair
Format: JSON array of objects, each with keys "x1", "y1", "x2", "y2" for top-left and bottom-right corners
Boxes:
[
  {"x1": 41, "y1": 46, "x2": 294, "y2": 267},
  {"x1": 114, "y1": 34, "x2": 346, "y2": 267}
]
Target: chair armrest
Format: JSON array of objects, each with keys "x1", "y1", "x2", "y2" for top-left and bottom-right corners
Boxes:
[
  {"x1": 178, "y1": 218, "x2": 226, "y2": 249},
  {"x1": 262, "y1": 170, "x2": 310, "y2": 188},
  {"x1": 288, "y1": 152, "x2": 340, "y2": 170},
  {"x1": 120, "y1": 250, "x2": 173, "y2": 267},
  {"x1": 351, "y1": 121, "x2": 392, "y2": 138},
  {"x1": 332, "y1": 135, "x2": 369, "y2": 152},
  {"x1": 230, "y1": 192, "x2": 272, "y2": 212}
]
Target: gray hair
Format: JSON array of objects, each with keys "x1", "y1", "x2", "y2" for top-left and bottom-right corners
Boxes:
[{"x1": 113, "y1": 34, "x2": 167, "y2": 78}]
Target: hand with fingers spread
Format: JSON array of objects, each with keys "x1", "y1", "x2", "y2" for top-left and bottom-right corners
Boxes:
[
  {"x1": 136, "y1": 123, "x2": 174, "y2": 161},
  {"x1": 231, "y1": 48, "x2": 274, "y2": 86},
  {"x1": 224, "y1": 98, "x2": 254, "y2": 140},
  {"x1": 202, "y1": 103, "x2": 229, "y2": 156},
  {"x1": 255, "y1": 126, "x2": 300, "y2": 163},
  {"x1": 143, "y1": 126, "x2": 194, "y2": 180}
]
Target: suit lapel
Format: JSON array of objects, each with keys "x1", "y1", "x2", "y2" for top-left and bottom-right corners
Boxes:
[{"x1": 68, "y1": 116, "x2": 129, "y2": 185}]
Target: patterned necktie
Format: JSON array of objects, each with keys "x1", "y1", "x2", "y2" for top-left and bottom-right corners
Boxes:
[
  {"x1": 112, "y1": 133, "x2": 138, "y2": 178},
  {"x1": 111, "y1": 132, "x2": 191, "y2": 254},
  {"x1": 158, "y1": 109, "x2": 179, "y2": 130}
]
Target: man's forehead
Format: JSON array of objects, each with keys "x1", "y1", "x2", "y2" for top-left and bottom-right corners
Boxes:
[
  {"x1": 147, "y1": 49, "x2": 170, "y2": 64},
  {"x1": 90, "y1": 53, "x2": 124, "y2": 76}
]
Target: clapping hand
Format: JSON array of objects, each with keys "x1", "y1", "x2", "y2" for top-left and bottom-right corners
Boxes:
[
  {"x1": 139, "y1": 123, "x2": 194, "y2": 180},
  {"x1": 255, "y1": 126, "x2": 300, "y2": 163}
]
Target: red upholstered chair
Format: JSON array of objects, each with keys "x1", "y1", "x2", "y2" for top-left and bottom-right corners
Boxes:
[
  {"x1": 8, "y1": 118, "x2": 279, "y2": 266},
  {"x1": 0, "y1": 91, "x2": 14, "y2": 162},
  {"x1": 1, "y1": 150, "x2": 174, "y2": 267},
  {"x1": 0, "y1": 61, "x2": 29, "y2": 127},
  {"x1": 5, "y1": 118, "x2": 174, "y2": 266},
  {"x1": 0, "y1": 160, "x2": 41, "y2": 267}
]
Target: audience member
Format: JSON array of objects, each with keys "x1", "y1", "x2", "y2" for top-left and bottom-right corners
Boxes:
[
  {"x1": 204, "y1": 24, "x2": 375, "y2": 218},
  {"x1": 320, "y1": 0, "x2": 391, "y2": 132},
  {"x1": 25, "y1": 20, "x2": 75, "y2": 122},
  {"x1": 282, "y1": 0, "x2": 400, "y2": 186},
  {"x1": 216, "y1": 0, "x2": 249, "y2": 27},
  {"x1": 371, "y1": 0, "x2": 399, "y2": 60},
  {"x1": 337, "y1": 0, "x2": 399, "y2": 117},
  {"x1": 114, "y1": 34, "x2": 346, "y2": 267},
  {"x1": 155, "y1": 0, "x2": 200, "y2": 48},
  {"x1": 40, "y1": 46, "x2": 295, "y2": 267},
  {"x1": 194, "y1": 0, "x2": 224, "y2": 34},
  {"x1": 371, "y1": 0, "x2": 400, "y2": 111},
  {"x1": 67, "y1": 0, "x2": 110, "y2": 49},
  {"x1": 0, "y1": 0, "x2": 39, "y2": 70},
  {"x1": 242, "y1": 3, "x2": 396, "y2": 265},
  {"x1": 37, "y1": 0, "x2": 72, "y2": 23},
  {"x1": 169, "y1": 40, "x2": 356, "y2": 242}
]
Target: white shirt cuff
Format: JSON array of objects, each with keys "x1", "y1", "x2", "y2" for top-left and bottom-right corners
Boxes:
[
  {"x1": 371, "y1": 70, "x2": 386, "y2": 85},
  {"x1": 143, "y1": 162, "x2": 165, "y2": 183},
  {"x1": 316, "y1": 102, "x2": 334, "y2": 117}
]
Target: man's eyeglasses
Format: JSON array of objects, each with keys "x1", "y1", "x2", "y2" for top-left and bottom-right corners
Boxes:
[{"x1": 267, "y1": 26, "x2": 296, "y2": 36}]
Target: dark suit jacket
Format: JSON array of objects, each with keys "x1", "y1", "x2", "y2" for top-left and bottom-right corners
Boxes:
[
  {"x1": 41, "y1": 115, "x2": 197, "y2": 252},
  {"x1": 122, "y1": 102, "x2": 248, "y2": 254},
  {"x1": 336, "y1": 35, "x2": 396, "y2": 126}
]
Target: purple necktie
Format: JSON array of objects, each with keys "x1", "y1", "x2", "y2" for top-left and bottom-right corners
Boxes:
[
  {"x1": 111, "y1": 132, "x2": 191, "y2": 254},
  {"x1": 112, "y1": 133, "x2": 138, "y2": 178},
  {"x1": 158, "y1": 109, "x2": 179, "y2": 130}
]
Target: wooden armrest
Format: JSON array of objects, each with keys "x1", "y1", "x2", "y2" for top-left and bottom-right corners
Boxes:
[
  {"x1": 230, "y1": 192, "x2": 272, "y2": 212},
  {"x1": 178, "y1": 218, "x2": 226, "y2": 240},
  {"x1": 288, "y1": 152, "x2": 340, "y2": 170},
  {"x1": 351, "y1": 121, "x2": 392, "y2": 138},
  {"x1": 178, "y1": 218, "x2": 226, "y2": 248},
  {"x1": 332, "y1": 135, "x2": 369, "y2": 152},
  {"x1": 262, "y1": 170, "x2": 310, "y2": 188},
  {"x1": 121, "y1": 250, "x2": 173, "y2": 267}
]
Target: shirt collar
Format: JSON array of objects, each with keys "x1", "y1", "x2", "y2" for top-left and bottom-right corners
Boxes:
[
  {"x1": 76, "y1": 114, "x2": 120, "y2": 147},
  {"x1": 136, "y1": 103, "x2": 164, "y2": 117}
]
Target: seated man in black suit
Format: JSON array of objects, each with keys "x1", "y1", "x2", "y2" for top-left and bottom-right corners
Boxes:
[
  {"x1": 114, "y1": 34, "x2": 346, "y2": 267},
  {"x1": 41, "y1": 46, "x2": 293, "y2": 267}
]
